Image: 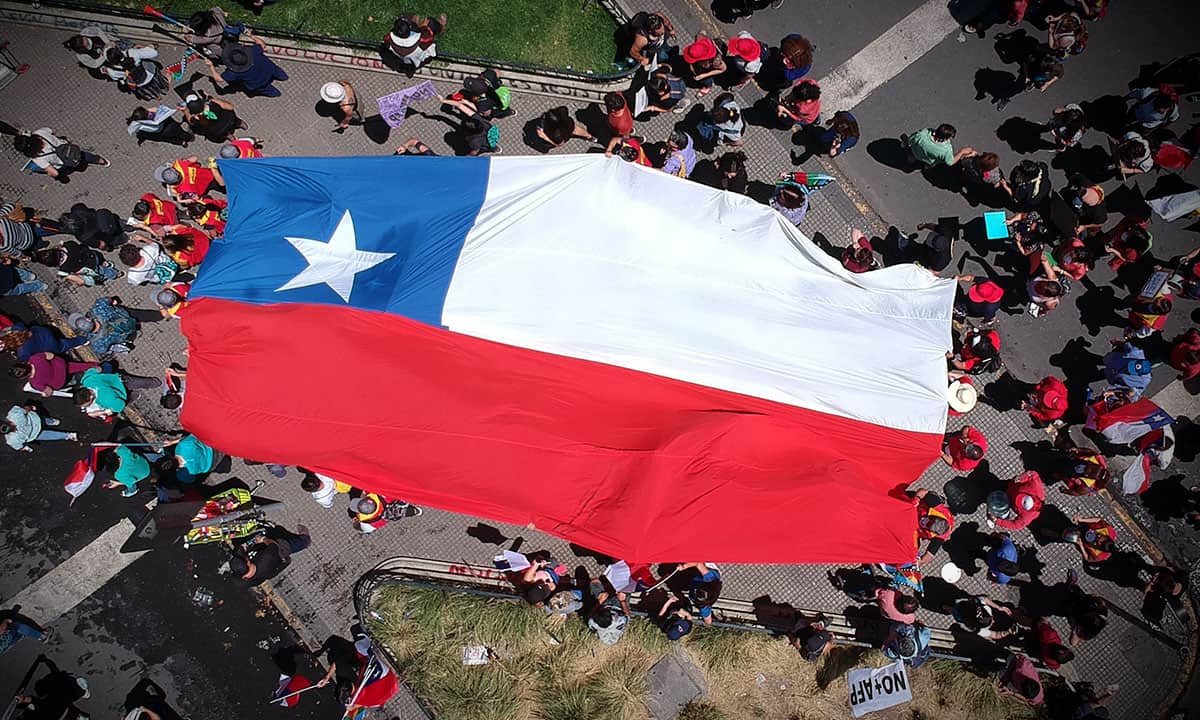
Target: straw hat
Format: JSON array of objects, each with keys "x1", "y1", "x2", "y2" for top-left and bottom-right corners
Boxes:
[
  {"x1": 947, "y1": 379, "x2": 978, "y2": 413},
  {"x1": 320, "y1": 81, "x2": 346, "y2": 104}
]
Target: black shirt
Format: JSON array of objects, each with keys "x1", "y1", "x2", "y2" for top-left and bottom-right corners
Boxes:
[{"x1": 242, "y1": 541, "x2": 286, "y2": 586}]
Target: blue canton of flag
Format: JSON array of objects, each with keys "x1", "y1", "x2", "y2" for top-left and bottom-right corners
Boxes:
[{"x1": 190, "y1": 156, "x2": 491, "y2": 326}]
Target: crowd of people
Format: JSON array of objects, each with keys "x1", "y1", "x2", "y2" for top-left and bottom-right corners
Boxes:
[{"x1": 1, "y1": 1, "x2": 1197, "y2": 718}]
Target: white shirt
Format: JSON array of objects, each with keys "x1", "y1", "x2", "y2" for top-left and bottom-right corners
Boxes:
[
  {"x1": 310, "y1": 473, "x2": 337, "y2": 508},
  {"x1": 126, "y1": 244, "x2": 168, "y2": 285},
  {"x1": 30, "y1": 128, "x2": 64, "y2": 171}
]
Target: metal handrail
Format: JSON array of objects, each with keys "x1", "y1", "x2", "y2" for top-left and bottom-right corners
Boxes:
[{"x1": 16, "y1": 0, "x2": 639, "y2": 82}]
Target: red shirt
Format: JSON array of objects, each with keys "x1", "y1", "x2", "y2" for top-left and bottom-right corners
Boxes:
[
  {"x1": 172, "y1": 160, "x2": 217, "y2": 198},
  {"x1": 607, "y1": 106, "x2": 634, "y2": 138},
  {"x1": 1036, "y1": 621, "x2": 1065, "y2": 669},
  {"x1": 1028, "y1": 376, "x2": 1067, "y2": 423},
  {"x1": 1079, "y1": 520, "x2": 1116, "y2": 563},
  {"x1": 1169, "y1": 329, "x2": 1200, "y2": 381},
  {"x1": 195, "y1": 198, "x2": 227, "y2": 236},
  {"x1": 958, "y1": 330, "x2": 1000, "y2": 371},
  {"x1": 140, "y1": 193, "x2": 178, "y2": 226},
  {"x1": 228, "y1": 138, "x2": 262, "y2": 158},
  {"x1": 946, "y1": 427, "x2": 987, "y2": 471},
  {"x1": 169, "y1": 226, "x2": 212, "y2": 268},
  {"x1": 994, "y1": 471, "x2": 1045, "y2": 531}
]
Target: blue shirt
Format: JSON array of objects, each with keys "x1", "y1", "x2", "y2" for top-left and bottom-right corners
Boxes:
[
  {"x1": 221, "y1": 45, "x2": 282, "y2": 92},
  {"x1": 86, "y1": 298, "x2": 138, "y2": 355},
  {"x1": 1102, "y1": 343, "x2": 1152, "y2": 399},
  {"x1": 662, "y1": 133, "x2": 697, "y2": 178},
  {"x1": 986, "y1": 536, "x2": 1019, "y2": 584},
  {"x1": 13, "y1": 324, "x2": 60, "y2": 362}
]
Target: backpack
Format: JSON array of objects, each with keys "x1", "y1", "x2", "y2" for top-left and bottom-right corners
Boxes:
[
  {"x1": 1011, "y1": 161, "x2": 1048, "y2": 207},
  {"x1": 48, "y1": 141, "x2": 84, "y2": 170},
  {"x1": 798, "y1": 626, "x2": 832, "y2": 661}
]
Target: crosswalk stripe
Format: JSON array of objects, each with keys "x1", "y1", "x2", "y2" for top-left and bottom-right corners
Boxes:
[
  {"x1": 816, "y1": 0, "x2": 960, "y2": 112},
  {"x1": 5, "y1": 519, "x2": 149, "y2": 624}
]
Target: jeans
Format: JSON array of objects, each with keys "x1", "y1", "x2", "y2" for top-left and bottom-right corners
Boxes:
[
  {"x1": 120, "y1": 373, "x2": 162, "y2": 391},
  {"x1": 1, "y1": 267, "x2": 47, "y2": 296},
  {"x1": 58, "y1": 336, "x2": 89, "y2": 353},
  {"x1": 268, "y1": 526, "x2": 311, "y2": 555},
  {"x1": 37, "y1": 429, "x2": 72, "y2": 441}
]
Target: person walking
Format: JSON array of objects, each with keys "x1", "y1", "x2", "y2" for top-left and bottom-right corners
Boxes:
[
  {"x1": 382, "y1": 14, "x2": 447, "y2": 73},
  {"x1": 67, "y1": 296, "x2": 139, "y2": 356},
  {"x1": 0, "y1": 258, "x2": 47, "y2": 298},
  {"x1": 73, "y1": 367, "x2": 159, "y2": 419},
  {"x1": 229, "y1": 524, "x2": 312, "y2": 587},
  {"x1": 3, "y1": 403, "x2": 76, "y2": 452},
  {"x1": 661, "y1": 130, "x2": 697, "y2": 178},
  {"x1": 988, "y1": 470, "x2": 1046, "y2": 531},
  {"x1": 903, "y1": 124, "x2": 975, "y2": 168},
  {"x1": 320, "y1": 81, "x2": 362, "y2": 132},
  {"x1": 204, "y1": 33, "x2": 289, "y2": 97},
  {"x1": 14, "y1": 127, "x2": 109, "y2": 180},
  {"x1": 942, "y1": 425, "x2": 988, "y2": 471},
  {"x1": 126, "y1": 104, "x2": 193, "y2": 146}
]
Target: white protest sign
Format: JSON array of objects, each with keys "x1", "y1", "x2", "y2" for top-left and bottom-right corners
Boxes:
[{"x1": 847, "y1": 661, "x2": 912, "y2": 717}]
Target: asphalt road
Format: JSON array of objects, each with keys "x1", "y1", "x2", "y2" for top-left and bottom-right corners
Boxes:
[{"x1": 0, "y1": 296, "x2": 332, "y2": 720}]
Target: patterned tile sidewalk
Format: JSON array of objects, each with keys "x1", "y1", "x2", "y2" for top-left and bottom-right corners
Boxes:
[{"x1": 0, "y1": 19, "x2": 1189, "y2": 720}]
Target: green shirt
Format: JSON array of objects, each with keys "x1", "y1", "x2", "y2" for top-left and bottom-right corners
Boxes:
[
  {"x1": 80, "y1": 368, "x2": 128, "y2": 412},
  {"x1": 114, "y1": 445, "x2": 151, "y2": 490},
  {"x1": 907, "y1": 128, "x2": 955, "y2": 166},
  {"x1": 176, "y1": 434, "x2": 214, "y2": 474}
]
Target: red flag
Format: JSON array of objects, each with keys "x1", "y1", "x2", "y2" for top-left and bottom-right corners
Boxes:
[{"x1": 64, "y1": 445, "x2": 102, "y2": 504}]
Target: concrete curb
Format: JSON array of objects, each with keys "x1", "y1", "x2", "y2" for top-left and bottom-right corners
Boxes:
[{"x1": 0, "y1": 0, "x2": 633, "y2": 101}]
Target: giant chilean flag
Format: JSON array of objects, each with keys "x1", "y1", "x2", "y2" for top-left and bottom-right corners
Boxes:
[{"x1": 182, "y1": 155, "x2": 955, "y2": 563}]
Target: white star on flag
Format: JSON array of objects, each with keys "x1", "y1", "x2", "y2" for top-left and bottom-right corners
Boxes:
[{"x1": 276, "y1": 210, "x2": 395, "y2": 303}]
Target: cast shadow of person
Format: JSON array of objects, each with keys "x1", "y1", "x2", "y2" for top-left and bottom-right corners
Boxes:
[
  {"x1": 919, "y1": 577, "x2": 967, "y2": 616},
  {"x1": 996, "y1": 116, "x2": 1055, "y2": 154},
  {"x1": 1027, "y1": 503, "x2": 1073, "y2": 547},
  {"x1": 1083, "y1": 549, "x2": 1151, "y2": 591},
  {"x1": 842, "y1": 604, "x2": 889, "y2": 646},
  {"x1": 993, "y1": 29, "x2": 1040, "y2": 66},
  {"x1": 1139, "y1": 473, "x2": 1190, "y2": 522},
  {"x1": 982, "y1": 373, "x2": 1035, "y2": 412},
  {"x1": 466, "y1": 523, "x2": 508, "y2": 546},
  {"x1": 1010, "y1": 439, "x2": 1060, "y2": 478},
  {"x1": 942, "y1": 520, "x2": 993, "y2": 579},
  {"x1": 943, "y1": 461, "x2": 1007, "y2": 515},
  {"x1": 973, "y1": 67, "x2": 1023, "y2": 107},
  {"x1": 1074, "y1": 281, "x2": 1126, "y2": 337},
  {"x1": 1048, "y1": 335, "x2": 1105, "y2": 406},
  {"x1": 1080, "y1": 95, "x2": 1130, "y2": 138},
  {"x1": 689, "y1": 158, "x2": 720, "y2": 188},
  {"x1": 574, "y1": 104, "x2": 609, "y2": 144},
  {"x1": 866, "y1": 138, "x2": 917, "y2": 173},
  {"x1": 1051, "y1": 144, "x2": 1117, "y2": 183},
  {"x1": 747, "y1": 179, "x2": 775, "y2": 205}
]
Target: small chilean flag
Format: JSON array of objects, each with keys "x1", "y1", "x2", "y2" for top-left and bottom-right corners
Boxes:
[
  {"x1": 1090, "y1": 398, "x2": 1175, "y2": 444},
  {"x1": 64, "y1": 445, "x2": 102, "y2": 504},
  {"x1": 181, "y1": 155, "x2": 955, "y2": 563}
]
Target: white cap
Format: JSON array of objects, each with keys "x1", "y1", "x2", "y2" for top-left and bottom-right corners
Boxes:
[{"x1": 320, "y1": 81, "x2": 346, "y2": 104}]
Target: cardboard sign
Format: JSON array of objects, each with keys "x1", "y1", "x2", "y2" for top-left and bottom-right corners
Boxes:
[
  {"x1": 847, "y1": 662, "x2": 912, "y2": 717},
  {"x1": 377, "y1": 80, "x2": 437, "y2": 129},
  {"x1": 983, "y1": 211, "x2": 1009, "y2": 240}
]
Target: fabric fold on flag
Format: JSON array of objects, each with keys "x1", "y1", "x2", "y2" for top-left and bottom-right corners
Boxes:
[{"x1": 183, "y1": 154, "x2": 956, "y2": 563}]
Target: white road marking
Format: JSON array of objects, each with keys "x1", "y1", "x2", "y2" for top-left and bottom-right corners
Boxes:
[
  {"x1": 6, "y1": 518, "x2": 149, "y2": 624},
  {"x1": 817, "y1": 0, "x2": 961, "y2": 112},
  {"x1": 1149, "y1": 378, "x2": 1195, "y2": 420}
]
